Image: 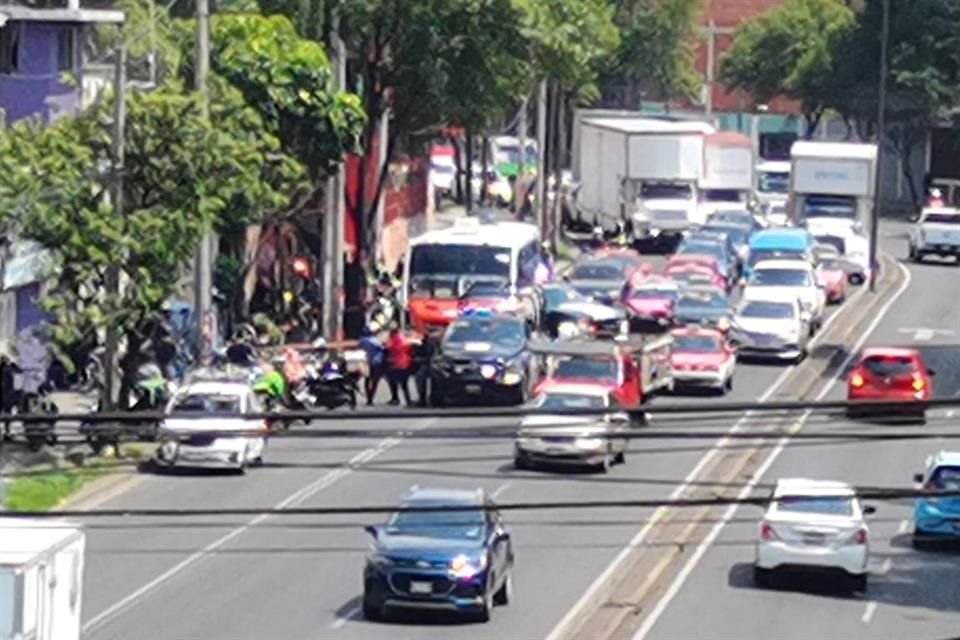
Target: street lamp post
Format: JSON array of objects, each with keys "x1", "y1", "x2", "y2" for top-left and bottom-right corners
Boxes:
[{"x1": 869, "y1": 0, "x2": 890, "y2": 293}]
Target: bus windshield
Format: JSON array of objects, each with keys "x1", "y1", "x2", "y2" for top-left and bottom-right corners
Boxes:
[{"x1": 409, "y1": 244, "x2": 512, "y2": 288}]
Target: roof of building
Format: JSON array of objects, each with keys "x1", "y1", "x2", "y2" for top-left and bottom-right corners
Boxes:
[{"x1": 0, "y1": 5, "x2": 124, "y2": 23}]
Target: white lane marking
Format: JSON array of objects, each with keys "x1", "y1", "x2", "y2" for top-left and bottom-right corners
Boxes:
[
  {"x1": 896, "y1": 327, "x2": 955, "y2": 341},
  {"x1": 631, "y1": 261, "x2": 912, "y2": 640},
  {"x1": 898, "y1": 519, "x2": 910, "y2": 535},
  {"x1": 83, "y1": 426, "x2": 430, "y2": 634},
  {"x1": 491, "y1": 482, "x2": 512, "y2": 500},
  {"x1": 330, "y1": 606, "x2": 361, "y2": 629},
  {"x1": 877, "y1": 558, "x2": 893, "y2": 575},
  {"x1": 915, "y1": 329, "x2": 935, "y2": 341},
  {"x1": 862, "y1": 601, "x2": 878, "y2": 624},
  {"x1": 544, "y1": 282, "x2": 872, "y2": 640}
]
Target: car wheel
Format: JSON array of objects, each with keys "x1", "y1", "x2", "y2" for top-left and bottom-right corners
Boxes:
[
  {"x1": 614, "y1": 449, "x2": 626, "y2": 465},
  {"x1": 493, "y1": 572, "x2": 512, "y2": 606},
  {"x1": 724, "y1": 376, "x2": 733, "y2": 392},
  {"x1": 753, "y1": 566, "x2": 772, "y2": 588},
  {"x1": 514, "y1": 453, "x2": 530, "y2": 470},
  {"x1": 476, "y1": 586, "x2": 493, "y2": 622},
  {"x1": 849, "y1": 573, "x2": 867, "y2": 593},
  {"x1": 362, "y1": 597, "x2": 384, "y2": 621}
]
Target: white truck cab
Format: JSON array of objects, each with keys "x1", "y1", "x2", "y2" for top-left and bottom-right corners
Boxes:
[{"x1": 909, "y1": 207, "x2": 960, "y2": 262}]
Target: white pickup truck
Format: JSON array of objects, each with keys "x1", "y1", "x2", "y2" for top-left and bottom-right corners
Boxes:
[{"x1": 908, "y1": 207, "x2": 960, "y2": 262}]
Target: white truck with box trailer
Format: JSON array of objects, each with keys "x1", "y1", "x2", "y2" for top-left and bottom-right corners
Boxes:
[
  {"x1": 0, "y1": 519, "x2": 85, "y2": 640},
  {"x1": 789, "y1": 141, "x2": 877, "y2": 282},
  {"x1": 575, "y1": 117, "x2": 715, "y2": 242},
  {"x1": 699, "y1": 132, "x2": 755, "y2": 219}
]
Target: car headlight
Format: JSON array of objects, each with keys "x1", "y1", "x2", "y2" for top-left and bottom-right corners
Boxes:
[
  {"x1": 576, "y1": 437, "x2": 605, "y2": 450},
  {"x1": 619, "y1": 319, "x2": 630, "y2": 335},
  {"x1": 480, "y1": 364, "x2": 498, "y2": 380},
  {"x1": 717, "y1": 317, "x2": 731, "y2": 331},
  {"x1": 450, "y1": 553, "x2": 487, "y2": 578},
  {"x1": 368, "y1": 553, "x2": 395, "y2": 568}
]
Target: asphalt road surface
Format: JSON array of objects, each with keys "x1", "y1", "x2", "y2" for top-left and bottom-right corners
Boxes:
[{"x1": 79, "y1": 221, "x2": 960, "y2": 640}]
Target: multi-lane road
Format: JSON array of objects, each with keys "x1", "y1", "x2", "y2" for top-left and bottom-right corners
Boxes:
[{"x1": 79, "y1": 221, "x2": 960, "y2": 640}]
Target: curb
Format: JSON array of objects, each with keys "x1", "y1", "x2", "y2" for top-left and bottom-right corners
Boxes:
[{"x1": 60, "y1": 467, "x2": 144, "y2": 511}]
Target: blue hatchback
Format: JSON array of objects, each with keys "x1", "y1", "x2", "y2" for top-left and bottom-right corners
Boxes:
[
  {"x1": 913, "y1": 451, "x2": 960, "y2": 546},
  {"x1": 362, "y1": 488, "x2": 515, "y2": 622}
]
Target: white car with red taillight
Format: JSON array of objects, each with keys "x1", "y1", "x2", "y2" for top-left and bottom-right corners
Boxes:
[{"x1": 754, "y1": 478, "x2": 875, "y2": 592}]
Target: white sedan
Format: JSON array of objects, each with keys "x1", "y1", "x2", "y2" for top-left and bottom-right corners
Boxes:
[
  {"x1": 743, "y1": 259, "x2": 826, "y2": 331},
  {"x1": 731, "y1": 297, "x2": 811, "y2": 363},
  {"x1": 515, "y1": 384, "x2": 630, "y2": 472},
  {"x1": 154, "y1": 380, "x2": 268, "y2": 473},
  {"x1": 754, "y1": 478, "x2": 875, "y2": 592}
]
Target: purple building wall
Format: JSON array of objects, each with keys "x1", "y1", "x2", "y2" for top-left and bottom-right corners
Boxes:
[{"x1": 0, "y1": 22, "x2": 81, "y2": 124}]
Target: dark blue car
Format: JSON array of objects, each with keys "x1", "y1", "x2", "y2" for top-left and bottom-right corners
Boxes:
[{"x1": 362, "y1": 488, "x2": 515, "y2": 622}]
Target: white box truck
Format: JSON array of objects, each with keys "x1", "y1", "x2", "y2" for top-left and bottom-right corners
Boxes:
[
  {"x1": 575, "y1": 117, "x2": 715, "y2": 242},
  {"x1": 790, "y1": 141, "x2": 878, "y2": 282},
  {"x1": 0, "y1": 519, "x2": 85, "y2": 640},
  {"x1": 699, "y1": 132, "x2": 755, "y2": 218}
]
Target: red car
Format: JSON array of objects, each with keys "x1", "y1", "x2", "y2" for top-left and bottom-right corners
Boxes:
[
  {"x1": 666, "y1": 255, "x2": 729, "y2": 291},
  {"x1": 622, "y1": 276, "x2": 680, "y2": 328},
  {"x1": 669, "y1": 326, "x2": 736, "y2": 394},
  {"x1": 816, "y1": 258, "x2": 848, "y2": 304},
  {"x1": 847, "y1": 348, "x2": 934, "y2": 421}
]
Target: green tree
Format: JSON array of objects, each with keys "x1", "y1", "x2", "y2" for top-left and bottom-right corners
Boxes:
[
  {"x1": 0, "y1": 84, "x2": 302, "y2": 405},
  {"x1": 720, "y1": 0, "x2": 855, "y2": 136},
  {"x1": 613, "y1": 0, "x2": 703, "y2": 108}
]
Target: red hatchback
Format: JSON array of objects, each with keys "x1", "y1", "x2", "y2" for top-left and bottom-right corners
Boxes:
[{"x1": 847, "y1": 348, "x2": 934, "y2": 421}]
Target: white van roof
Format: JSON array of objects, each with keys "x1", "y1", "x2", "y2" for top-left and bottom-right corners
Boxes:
[
  {"x1": 583, "y1": 117, "x2": 715, "y2": 135},
  {"x1": 0, "y1": 519, "x2": 83, "y2": 566},
  {"x1": 410, "y1": 218, "x2": 540, "y2": 249}
]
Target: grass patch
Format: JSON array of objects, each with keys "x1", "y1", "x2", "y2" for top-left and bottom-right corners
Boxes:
[{"x1": 4, "y1": 464, "x2": 106, "y2": 512}]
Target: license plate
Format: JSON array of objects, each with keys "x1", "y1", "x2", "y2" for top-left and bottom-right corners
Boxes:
[
  {"x1": 409, "y1": 581, "x2": 432, "y2": 594},
  {"x1": 547, "y1": 447, "x2": 565, "y2": 454},
  {"x1": 465, "y1": 384, "x2": 481, "y2": 394},
  {"x1": 802, "y1": 533, "x2": 825, "y2": 545}
]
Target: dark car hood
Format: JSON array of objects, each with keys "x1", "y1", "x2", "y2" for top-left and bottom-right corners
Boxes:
[
  {"x1": 376, "y1": 533, "x2": 485, "y2": 561},
  {"x1": 441, "y1": 341, "x2": 524, "y2": 360}
]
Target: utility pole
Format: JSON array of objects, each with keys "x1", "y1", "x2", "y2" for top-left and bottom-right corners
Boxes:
[
  {"x1": 705, "y1": 20, "x2": 715, "y2": 117},
  {"x1": 515, "y1": 96, "x2": 527, "y2": 213},
  {"x1": 535, "y1": 79, "x2": 547, "y2": 236},
  {"x1": 103, "y1": 45, "x2": 126, "y2": 410},
  {"x1": 550, "y1": 87, "x2": 565, "y2": 252},
  {"x1": 193, "y1": 0, "x2": 212, "y2": 362},
  {"x1": 323, "y1": 9, "x2": 346, "y2": 340},
  {"x1": 869, "y1": 0, "x2": 889, "y2": 293}
]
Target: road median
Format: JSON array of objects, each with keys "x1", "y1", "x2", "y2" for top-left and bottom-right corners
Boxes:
[{"x1": 550, "y1": 253, "x2": 908, "y2": 640}]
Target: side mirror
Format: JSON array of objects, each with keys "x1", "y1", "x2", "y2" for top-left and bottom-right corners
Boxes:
[
  {"x1": 562, "y1": 274, "x2": 571, "y2": 283},
  {"x1": 927, "y1": 368, "x2": 936, "y2": 377},
  {"x1": 908, "y1": 214, "x2": 920, "y2": 223},
  {"x1": 862, "y1": 505, "x2": 877, "y2": 516},
  {"x1": 364, "y1": 525, "x2": 379, "y2": 539},
  {"x1": 913, "y1": 473, "x2": 924, "y2": 483}
]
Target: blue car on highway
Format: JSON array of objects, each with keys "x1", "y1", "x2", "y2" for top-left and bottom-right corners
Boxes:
[
  {"x1": 362, "y1": 487, "x2": 515, "y2": 622},
  {"x1": 913, "y1": 451, "x2": 960, "y2": 547}
]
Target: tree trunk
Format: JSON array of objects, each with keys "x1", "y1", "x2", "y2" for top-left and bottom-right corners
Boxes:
[
  {"x1": 449, "y1": 134, "x2": 464, "y2": 204},
  {"x1": 464, "y1": 128, "x2": 474, "y2": 214},
  {"x1": 624, "y1": 76, "x2": 638, "y2": 110},
  {"x1": 117, "y1": 331, "x2": 144, "y2": 411},
  {"x1": 480, "y1": 133, "x2": 489, "y2": 206},
  {"x1": 803, "y1": 109, "x2": 823, "y2": 139}
]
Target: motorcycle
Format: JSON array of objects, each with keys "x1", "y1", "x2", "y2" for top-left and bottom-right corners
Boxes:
[
  {"x1": 308, "y1": 358, "x2": 359, "y2": 410},
  {"x1": 19, "y1": 384, "x2": 59, "y2": 452}
]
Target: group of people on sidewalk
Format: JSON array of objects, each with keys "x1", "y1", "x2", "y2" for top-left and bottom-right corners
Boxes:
[{"x1": 358, "y1": 323, "x2": 443, "y2": 407}]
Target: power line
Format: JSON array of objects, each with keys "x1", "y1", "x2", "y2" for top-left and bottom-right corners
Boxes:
[{"x1": 0, "y1": 487, "x2": 954, "y2": 519}]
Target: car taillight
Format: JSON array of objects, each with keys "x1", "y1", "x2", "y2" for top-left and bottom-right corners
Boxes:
[
  {"x1": 848, "y1": 528, "x2": 868, "y2": 545},
  {"x1": 850, "y1": 373, "x2": 865, "y2": 388},
  {"x1": 760, "y1": 522, "x2": 779, "y2": 541},
  {"x1": 578, "y1": 317, "x2": 596, "y2": 332},
  {"x1": 912, "y1": 375, "x2": 925, "y2": 392}
]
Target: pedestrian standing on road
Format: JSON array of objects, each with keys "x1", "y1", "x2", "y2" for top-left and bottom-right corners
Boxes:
[
  {"x1": 385, "y1": 326, "x2": 412, "y2": 406},
  {"x1": 358, "y1": 323, "x2": 386, "y2": 405},
  {"x1": 413, "y1": 328, "x2": 441, "y2": 407},
  {"x1": 0, "y1": 351, "x2": 22, "y2": 440}
]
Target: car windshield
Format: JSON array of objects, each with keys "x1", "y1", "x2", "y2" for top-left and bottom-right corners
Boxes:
[
  {"x1": 679, "y1": 243, "x2": 724, "y2": 261},
  {"x1": 386, "y1": 506, "x2": 486, "y2": 540},
  {"x1": 710, "y1": 211, "x2": 754, "y2": 226},
  {"x1": 173, "y1": 394, "x2": 242, "y2": 414},
  {"x1": 542, "y1": 287, "x2": 583, "y2": 308},
  {"x1": 677, "y1": 293, "x2": 729, "y2": 311},
  {"x1": 748, "y1": 248, "x2": 805, "y2": 267},
  {"x1": 750, "y1": 269, "x2": 811, "y2": 287},
  {"x1": 706, "y1": 225, "x2": 749, "y2": 245},
  {"x1": 445, "y1": 318, "x2": 525, "y2": 350},
  {"x1": 923, "y1": 213, "x2": 960, "y2": 224},
  {"x1": 674, "y1": 335, "x2": 722, "y2": 352},
  {"x1": 631, "y1": 287, "x2": 679, "y2": 300},
  {"x1": 704, "y1": 189, "x2": 742, "y2": 202},
  {"x1": 555, "y1": 357, "x2": 618, "y2": 380},
  {"x1": 930, "y1": 467, "x2": 960, "y2": 490},
  {"x1": 572, "y1": 262, "x2": 623, "y2": 280},
  {"x1": 758, "y1": 171, "x2": 789, "y2": 193},
  {"x1": 538, "y1": 393, "x2": 607, "y2": 411},
  {"x1": 740, "y1": 301, "x2": 794, "y2": 319},
  {"x1": 409, "y1": 275, "x2": 458, "y2": 300},
  {"x1": 410, "y1": 244, "x2": 512, "y2": 280},
  {"x1": 642, "y1": 183, "x2": 691, "y2": 199},
  {"x1": 776, "y1": 496, "x2": 853, "y2": 516},
  {"x1": 862, "y1": 355, "x2": 917, "y2": 376}
]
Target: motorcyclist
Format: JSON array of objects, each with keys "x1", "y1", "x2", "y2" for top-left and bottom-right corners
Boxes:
[{"x1": 226, "y1": 333, "x2": 257, "y2": 367}]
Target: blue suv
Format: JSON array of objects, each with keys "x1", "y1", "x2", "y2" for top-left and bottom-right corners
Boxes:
[
  {"x1": 362, "y1": 487, "x2": 515, "y2": 622},
  {"x1": 913, "y1": 451, "x2": 960, "y2": 547}
]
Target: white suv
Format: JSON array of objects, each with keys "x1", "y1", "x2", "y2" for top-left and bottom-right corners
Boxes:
[{"x1": 754, "y1": 478, "x2": 875, "y2": 592}]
